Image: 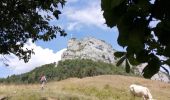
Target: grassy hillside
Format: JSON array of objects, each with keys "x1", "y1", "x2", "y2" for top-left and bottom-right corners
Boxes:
[
  {"x1": 0, "y1": 59, "x2": 136, "y2": 84},
  {"x1": 0, "y1": 75, "x2": 169, "y2": 100}
]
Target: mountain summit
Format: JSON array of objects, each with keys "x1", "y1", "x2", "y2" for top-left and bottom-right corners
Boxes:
[{"x1": 62, "y1": 37, "x2": 116, "y2": 64}]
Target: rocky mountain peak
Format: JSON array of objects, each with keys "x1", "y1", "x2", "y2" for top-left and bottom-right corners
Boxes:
[{"x1": 62, "y1": 37, "x2": 116, "y2": 64}]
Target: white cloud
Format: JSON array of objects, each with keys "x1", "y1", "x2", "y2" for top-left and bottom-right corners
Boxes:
[
  {"x1": 0, "y1": 40, "x2": 66, "y2": 75},
  {"x1": 67, "y1": 0, "x2": 79, "y2": 3},
  {"x1": 67, "y1": 22, "x2": 80, "y2": 31},
  {"x1": 150, "y1": 0, "x2": 155, "y2": 4},
  {"x1": 63, "y1": 0, "x2": 108, "y2": 31}
]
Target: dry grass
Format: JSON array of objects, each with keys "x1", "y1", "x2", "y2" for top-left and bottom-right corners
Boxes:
[{"x1": 0, "y1": 75, "x2": 170, "y2": 100}]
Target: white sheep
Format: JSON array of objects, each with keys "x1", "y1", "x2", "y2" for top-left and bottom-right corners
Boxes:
[{"x1": 129, "y1": 84, "x2": 155, "y2": 100}]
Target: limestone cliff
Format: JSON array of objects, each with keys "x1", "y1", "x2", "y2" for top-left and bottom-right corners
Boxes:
[{"x1": 61, "y1": 37, "x2": 116, "y2": 64}]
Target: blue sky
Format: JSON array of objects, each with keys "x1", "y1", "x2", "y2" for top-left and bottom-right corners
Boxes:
[
  {"x1": 36, "y1": 0, "x2": 123, "y2": 52},
  {"x1": 0, "y1": 0, "x2": 124, "y2": 78}
]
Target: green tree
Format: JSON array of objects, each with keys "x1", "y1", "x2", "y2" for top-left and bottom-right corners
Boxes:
[
  {"x1": 0, "y1": 0, "x2": 66, "y2": 62},
  {"x1": 101, "y1": 0, "x2": 170, "y2": 78}
]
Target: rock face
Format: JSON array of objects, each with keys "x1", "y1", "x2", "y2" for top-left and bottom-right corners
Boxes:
[
  {"x1": 61, "y1": 37, "x2": 116, "y2": 64},
  {"x1": 151, "y1": 71, "x2": 170, "y2": 83}
]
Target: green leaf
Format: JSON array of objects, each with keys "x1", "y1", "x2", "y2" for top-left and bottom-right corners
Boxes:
[
  {"x1": 127, "y1": 31, "x2": 144, "y2": 53},
  {"x1": 142, "y1": 64, "x2": 150, "y2": 78},
  {"x1": 136, "y1": 49, "x2": 149, "y2": 63},
  {"x1": 125, "y1": 59, "x2": 130, "y2": 73},
  {"x1": 142, "y1": 56, "x2": 160, "y2": 78},
  {"x1": 128, "y1": 55, "x2": 140, "y2": 66},
  {"x1": 117, "y1": 16, "x2": 132, "y2": 47},
  {"x1": 101, "y1": 0, "x2": 111, "y2": 10},
  {"x1": 111, "y1": 0, "x2": 125, "y2": 9},
  {"x1": 53, "y1": 10, "x2": 61, "y2": 19},
  {"x1": 114, "y1": 51, "x2": 126, "y2": 58},
  {"x1": 103, "y1": 12, "x2": 116, "y2": 27},
  {"x1": 116, "y1": 56, "x2": 126, "y2": 66},
  {"x1": 101, "y1": 0, "x2": 126, "y2": 28},
  {"x1": 154, "y1": 21, "x2": 170, "y2": 46}
]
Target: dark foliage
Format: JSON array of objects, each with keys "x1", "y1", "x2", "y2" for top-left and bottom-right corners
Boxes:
[
  {"x1": 0, "y1": 0, "x2": 66, "y2": 62},
  {"x1": 101, "y1": 0, "x2": 170, "y2": 78}
]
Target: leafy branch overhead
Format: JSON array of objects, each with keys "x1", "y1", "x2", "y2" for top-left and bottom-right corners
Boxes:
[
  {"x1": 0, "y1": 0, "x2": 66, "y2": 62},
  {"x1": 101, "y1": 0, "x2": 170, "y2": 78}
]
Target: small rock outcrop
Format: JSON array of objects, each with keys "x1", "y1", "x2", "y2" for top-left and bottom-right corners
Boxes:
[
  {"x1": 134, "y1": 64, "x2": 170, "y2": 83},
  {"x1": 151, "y1": 71, "x2": 170, "y2": 83},
  {"x1": 61, "y1": 37, "x2": 116, "y2": 64}
]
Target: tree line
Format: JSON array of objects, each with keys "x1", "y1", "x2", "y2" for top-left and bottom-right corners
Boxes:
[{"x1": 0, "y1": 59, "x2": 136, "y2": 84}]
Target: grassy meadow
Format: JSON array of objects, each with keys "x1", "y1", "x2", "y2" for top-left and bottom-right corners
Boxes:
[{"x1": 0, "y1": 75, "x2": 170, "y2": 100}]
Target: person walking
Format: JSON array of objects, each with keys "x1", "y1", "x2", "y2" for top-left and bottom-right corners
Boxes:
[{"x1": 40, "y1": 74, "x2": 47, "y2": 90}]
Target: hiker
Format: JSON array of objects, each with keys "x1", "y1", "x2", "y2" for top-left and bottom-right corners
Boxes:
[{"x1": 40, "y1": 74, "x2": 47, "y2": 90}]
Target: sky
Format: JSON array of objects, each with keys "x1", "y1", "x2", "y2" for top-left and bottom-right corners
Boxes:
[{"x1": 0, "y1": 0, "x2": 123, "y2": 78}]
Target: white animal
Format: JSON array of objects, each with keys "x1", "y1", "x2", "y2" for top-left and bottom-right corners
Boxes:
[{"x1": 129, "y1": 84, "x2": 155, "y2": 100}]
